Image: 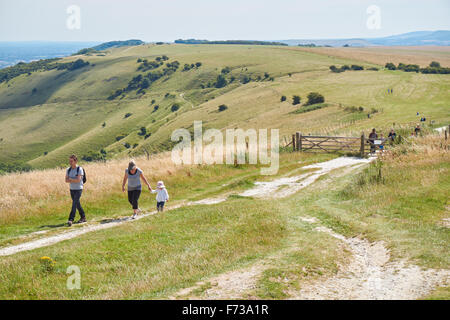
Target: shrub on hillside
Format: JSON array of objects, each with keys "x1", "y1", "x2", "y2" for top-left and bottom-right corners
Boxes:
[
  {"x1": 305, "y1": 92, "x2": 325, "y2": 105},
  {"x1": 218, "y1": 104, "x2": 228, "y2": 112},
  {"x1": 171, "y1": 103, "x2": 180, "y2": 112},
  {"x1": 385, "y1": 62, "x2": 396, "y2": 70},
  {"x1": 292, "y1": 95, "x2": 301, "y2": 105},
  {"x1": 281, "y1": 95, "x2": 286, "y2": 102}
]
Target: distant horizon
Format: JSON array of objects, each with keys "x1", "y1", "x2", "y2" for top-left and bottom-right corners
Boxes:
[{"x1": 0, "y1": 29, "x2": 448, "y2": 44}]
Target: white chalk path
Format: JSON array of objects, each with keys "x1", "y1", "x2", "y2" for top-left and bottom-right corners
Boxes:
[
  {"x1": 173, "y1": 216, "x2": 449, "y2": 300},
  {"x1": 289, "y1": 221, "x2": 450, "y2": 300},
  {"x1": 241, "y1": 157, "x2": 374, "y2": 198},
  {"x1": 434, "y1": 126, "x2": 448, "y2": 133},
  {"x1": 0, "y1": 157, "x2": 373, "y2": 257}
]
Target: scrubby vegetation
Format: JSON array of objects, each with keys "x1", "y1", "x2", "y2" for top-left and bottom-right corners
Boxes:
[
  {"x1": 175, "y1": 39, "x2": 287, "y2": 46},
  {"x1": 329, "y1": 64, "x2": 365, "y2": 73},
  {"x1": 0, "y1": 58, "x2": 90, "y2": 83},
  {"x1": 305, "y1": 92, "x2": 325, "y2": 106},
  {"x1": 385, "y1": 61, "x2": 450, "y2": 74}
]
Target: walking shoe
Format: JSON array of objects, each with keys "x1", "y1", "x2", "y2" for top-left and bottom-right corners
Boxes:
[
  {"x1": 76, "y1": 218, "x2": 87, "y2": 224},
  {"x1": 67, "y1": 220, "x2": 73, "y2": 227},
  {"x1": 132, "y1": 213, "x2": 137, "y2": 219}
]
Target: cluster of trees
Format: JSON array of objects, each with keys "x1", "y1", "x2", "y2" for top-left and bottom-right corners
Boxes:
[
  {"x1": 137, "y1": 56, "x2": 170, "y2": 71},
  {"x1": 344, "y1": 105, "x2": 378, "y2": 114},
  {"x1": 183, "y1": 62, "x2": 202, "y2": 71},
  {"x1": 0, "y1": 58, "x2": 60, "y2": 83},
  {"x1": 329, "y1": 64, "x2": 366, "y2": 73},
  {"x1": 385, "y1": 61, "x2": 449, "y2": 74},
  {"x1": 174, "y1": 39, "x2": 287, "y2": 46},
  {"x1": 198, "y1": 66, "x2": 273, "y2": 90},
  {"x1": 0, "y1": 162, "x2": 32, "y2": 174},
  {"x1": 289, "y1": 92, "x2": 325, "y2": 106},
  {"x1": 305, "y1": 92, "x2": 325, "y2": 105},
  {"x1": 108, "y1": 61, "x2": 181, "y2": 99},
  {"x1": 74, "y1": 48, "x2": 99, "y2": 55},
  {"x1": 56, "y1": 59, "x2": 90, "y2": 71},
  {"x1": 0, "y1": 57, "x2": 90, "y2": 84},
  {"x1": 82, "y1": 149, "x2": 107, "y2": 162}
]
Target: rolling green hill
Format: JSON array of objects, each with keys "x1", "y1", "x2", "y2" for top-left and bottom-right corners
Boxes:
[{"x1": 0, "y1": 43, "x2": 448, "y2": 170}]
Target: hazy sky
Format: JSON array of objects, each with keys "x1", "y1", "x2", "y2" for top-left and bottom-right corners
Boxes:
[{"x1": 1, "y1": 0, "x2": 449, "y2": 42}]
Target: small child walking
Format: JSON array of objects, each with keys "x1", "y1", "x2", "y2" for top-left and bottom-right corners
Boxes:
[{"x1": 151, "y1": 181, "x2": 169, "y2": 212}]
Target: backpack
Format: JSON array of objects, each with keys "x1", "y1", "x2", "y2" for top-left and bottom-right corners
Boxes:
[{"x1": 67, "y1": 166, "x2": 87, "y2": 184}]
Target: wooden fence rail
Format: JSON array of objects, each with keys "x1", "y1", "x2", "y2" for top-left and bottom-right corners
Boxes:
[{"x1": 290, "y1": 132, "x2": 386, "y2": 157}]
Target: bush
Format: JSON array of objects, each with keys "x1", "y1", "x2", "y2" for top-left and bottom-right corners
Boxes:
[
  {"x1": 280, "y1": 95, "x2": 286, "y2": 102},
  {"x1": 124, "y1": 113, "x2": 132, "y2": 118},
  {"x1": 403, "y1": 64, "x2": 420, "y2": 73},
  {"x1": 218, "y1": 104, "x2": 228, "y2": 112},
  {"x1": 351, "y1": 65, "x2": 364, "y2": 71},
  {"x1": 221, "y1": 66, "x2": 231, "y2": 74},
  {"x1": 385, "y1": 62, "x2": 396, "y2": 70},
  {"x1": 430, "y1": 61, "x2": 441, "y2": 68},
  {"x1": 215, "y1": 74, "x2": 227, "y2": 88},
  {"x1": 152, "y1": 105, "x2": 159, "y2": 112},
  {"x1": 305, "y1": 92, "x2": 324, "y2": 106},
  {"x1": 124, "y1": 142, "x2": 131, "y2": 149},
  {"x1": 171, "y1": 103, "x2": 180, "y2": 112},
  {"x1": 292, "y1": 95, "x2": 301, "y2": 105},
  {"x1": 116, "y1": 135, "x2": 126, "y2": 141},
  {"x1": 138, "y1": 127, "x2": 147, "y2": 136}
]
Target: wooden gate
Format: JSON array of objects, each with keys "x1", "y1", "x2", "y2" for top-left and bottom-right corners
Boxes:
[{"x1": 287, "y1": 133, "x2": 381, "y2": 157}]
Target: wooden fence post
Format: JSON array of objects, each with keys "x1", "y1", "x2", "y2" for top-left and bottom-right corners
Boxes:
[
  {"x1": 360, "y1": 133, "x2": 365, "y2": 158},
  {"x1": 295, "y1": 132, "x2": 300, "y2": 151},
  {"x1": 292, "y1": 134, "x2": 296, "y2": 151},
  {"x1": 299, "y1": 133, "x2": 302, "y2": 151}
]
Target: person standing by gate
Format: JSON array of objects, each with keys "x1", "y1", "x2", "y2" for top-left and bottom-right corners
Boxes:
[{"x1": 369, "y1": 128, "x2": 378, "y2": 154}]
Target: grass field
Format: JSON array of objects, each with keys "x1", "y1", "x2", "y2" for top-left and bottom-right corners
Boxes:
[
  {"x1": 0, "y1": 44, "x2": 448, "y2": 169},
  {"x1": 0, "y1": 136, "x2": 448, "y2": 299},
  {"x1": 0, "y1": 43, "x2": 448, "y2": 299}
]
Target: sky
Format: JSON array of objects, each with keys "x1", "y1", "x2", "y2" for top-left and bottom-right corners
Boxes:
[{"x1": 0, "y1": 0, "x2": 449, "y2": 42}]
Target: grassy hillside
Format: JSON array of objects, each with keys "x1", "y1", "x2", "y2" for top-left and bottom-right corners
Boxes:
[
  {"x1": 0, "y1": 135, "x2": 447, "y2": 299},
  {"x1": 1, "y1": 44, "x2": 448, "y2": 170}
]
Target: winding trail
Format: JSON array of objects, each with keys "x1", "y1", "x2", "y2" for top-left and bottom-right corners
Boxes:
[{"x1": 0, "y1": 157, "x2": 370, "y2": 257}]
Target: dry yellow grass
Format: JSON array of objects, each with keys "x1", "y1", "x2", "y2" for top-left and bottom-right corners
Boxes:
[
  {"x1": 295, "y1": 46, "x2": 450, "y2": 67},
  {"x1": 0, "y1": 151, "x2": 185, "y2": 223}
]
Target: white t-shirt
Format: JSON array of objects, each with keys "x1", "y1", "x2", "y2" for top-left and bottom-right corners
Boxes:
[{"x1": 67, "y1": 166, "x2": 84, "y2": 190}]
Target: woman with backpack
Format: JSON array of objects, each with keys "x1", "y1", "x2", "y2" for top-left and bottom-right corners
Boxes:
[
  {"x1": 65, "y1": 154, "x2": 87, "y2": 226},
  {"x1": 122, "y1": 160, "x2": 152, "y2": 219}
]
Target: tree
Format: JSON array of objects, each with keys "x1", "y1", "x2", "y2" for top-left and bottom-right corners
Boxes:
[
  {"x1": 195, "y1": 62, "x2": 202, "y2": 68},
  {"x1": 292, "y1": 95, "x2": 301, "y2": 105},
  {"x1": 385, "y1": 62, "x2": 396, "y2": 70},
  {"x1": 141, "y1": 79, "x2": 150, "y2": 89},
  {"x1": 171, "y1": 103, "x2": 180, "y2": 112},
  {"x1": 280, "y1": 95, "x2": 286, "y2": 102},
  {"x1": 306, "y1": 92, "x2": 325, "y2": 105},
  {"x1": 215, "y1": 74, "x2": 227, "y2": 88},
  {"x1": 139, "y1": 127, "x2": 147, "y2": 136},
  {"x1": 218, "y1": 104, "x2": 228, "y2": 112},
  {"x1": 351, "y1": 65, "x2": 364, "y2": 71},
  {"x1": 430, "y1": 61, "x2": 441, "y2": 68}
]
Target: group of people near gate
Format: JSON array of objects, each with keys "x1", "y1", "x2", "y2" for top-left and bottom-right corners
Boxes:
[
  {"x1": 367, "y1": 128, "x2": 398, "y2": 154},
  {"x1": 65, "y1": 155, "x2": 169, "y2": 226}
]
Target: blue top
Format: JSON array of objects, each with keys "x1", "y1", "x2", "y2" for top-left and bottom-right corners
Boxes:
[{"x1": 126, "y1": 167, "x2": 143, "y2": 191}]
